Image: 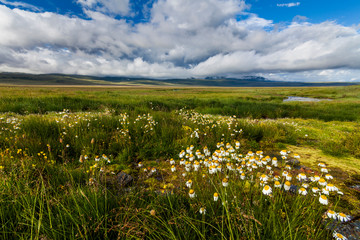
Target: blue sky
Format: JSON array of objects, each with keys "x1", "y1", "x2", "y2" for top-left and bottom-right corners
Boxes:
[{"x1": 0, "y1": 0, "x2": 360, "y2": 81}]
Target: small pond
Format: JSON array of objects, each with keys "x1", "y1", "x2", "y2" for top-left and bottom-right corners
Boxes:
[{"x1": 283, "y1": 96, "x2": 333, "y2": 102}]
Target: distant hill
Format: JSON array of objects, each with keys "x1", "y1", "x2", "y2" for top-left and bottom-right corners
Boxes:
[{"x1": 0, "y1": 72, "x2": 357, "y2": 87}]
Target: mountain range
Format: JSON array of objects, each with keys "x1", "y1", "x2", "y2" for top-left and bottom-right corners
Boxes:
[{"x1": 0, "y1": 73, "x2": 357, "y2": 87}]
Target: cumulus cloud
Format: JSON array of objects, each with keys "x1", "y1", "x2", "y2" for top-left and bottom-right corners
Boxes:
[
  {"x1": 0, "y1": 0, "x2": 360, "y2": 81},
  {"x1": 277, "y1": 2, "x2": 300, "y2": 7}
]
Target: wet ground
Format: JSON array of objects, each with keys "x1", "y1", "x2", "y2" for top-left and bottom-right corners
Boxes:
[{"x1": 283, "y1": 96, "x2": 333, "y2": 102}]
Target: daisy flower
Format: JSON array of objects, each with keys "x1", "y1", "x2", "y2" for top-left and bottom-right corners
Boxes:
[
  {"x1": 321, "y1": 168, "x2": 329, "y2": 173},
  {"x1": 325, "y1": 174, "x2": 333, "y2": 180},
  {"x1": 262, "y1": 185, "x2": 272, "y2": 195},
  {"x1": 171, "y1": 165, "x2": 176, "y2": 172},
  {"x1": 322, "y1": 188, "x2": 330, "y2": 195},
  {"x1": 199, "y1": 207, "x2": 206, "y2": 215},
  {"x1": 327, "y1": 210, "x2": 337, "y2": 219},
  {"x1": 170, "y1": 158, "x2": 175, "y2": 165},
  {"x1": 222, "y1": 178, "x2": 229, "y2": 187},
  {"x1": 318, "y1": 162, "x2": 326, "y2": 168},
  {"x1": 294, "y1": 153, "x2": 300, "y2": 159},
  {"x1": 260, "y1": 174, "x2": 269, "y2": 182},
  {"x1": 193, "y1": 161, "x2": 200, "y2": 171},
  {"x1": 333, "y1": 231, "x2": 348, "y2": 240},
  {"x1": 274, "y1": 181, "x2": 282, "y2": 188},
  {"x1": 337, "y1": 213, "x2": 350, "y2": 222},
  {"x1": 282, "y1": 171, "x2": 289, "y2": 177},
  {"x1": 240, "y1": 173, "x2": 246, "y2": 180},
  {"x1": 298, "y1": 187, "x2": 308, "y2": 195},
  {"x1": 318, "y1": 178, "x2": 327, "y2": 186},
  {"x1": 179, "y1": 150, "x2": 185, "y2": 158},
  {"x1": 214, "y1": 192, "x2": 219, "y2": 201},
  {"x1": 186, "y1": 180, "x2": 192, "y2": 188},
  {"x1": 285, "y1": 165, "x2": 291, "y2": 170},
  {"x1": 326, "y1": 184, "x2": 338, "y2": 192},
  {"x1": 296, "y1": 173, "x2": 307, "y2": 181},
  {"x1": 272, "y1": 157, "x2": 278, "y2": 167},
  {"x1": 319, "y1": 195, "x2": 328, "y2": 205},
  {"x1": 284, "y1": 181, "x2": 291, "y2": 191},
  {"x1": 286, "y1": 174, "x2": 292, "y2": 181},
  {"x1": 189, "y1": 189, "x2": 196, "y2": 198},
  {"x1": 312, "y1": 187, "x2": 320, "y2": 194},
  {"x1": 302, "y1": 183, "x2": 309, "y2": 189},
  {"x1": 280, "y1": 150, "x2": 287, "y2": 156}
]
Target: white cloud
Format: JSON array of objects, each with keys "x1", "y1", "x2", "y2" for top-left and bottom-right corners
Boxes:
[
  {"x1": 76, "y1": 0, "x2": 130, "y2": 16},
  {"x1": 0, "y1": 0, "x2": 41, "y2": 11},
  {"x1": 150, "y1": 0, "x2": 247, "y2": 30},
  {"x1": 277, "y1": 2, "x2": 300, "y2": 7},
  {"x1": 0, "y1": 1, "x2": 360, "y2": 82},
  {"x1": 292, "y1": 15, "x2": 308, "y2": 22}
]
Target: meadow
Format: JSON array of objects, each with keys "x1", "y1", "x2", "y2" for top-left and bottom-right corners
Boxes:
[{"x1": 0, "y1": 85, "x2": 359, "y2": 239}]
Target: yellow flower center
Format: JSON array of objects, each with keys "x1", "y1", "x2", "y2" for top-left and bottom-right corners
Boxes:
[
  {"x1": 300, "y1": 188, "x2": 305, "y2": 191},
  {"x1": 328, "y1": 210, "x2": 335, "y2": 214},
  {"x1": 275, "y1": 181, "x2": 280, "y2": 185},
  {"x1": 285, "y1": 181, "x2": 291, "y2": 186},
  {"x1": 319, "y1": 178, "x2": 325, "y2": 182},
  {"x1": 189, "y1": 189, "x2": 194, "y2": 194},
  {"x1": 214, "y1": 193, "x2": 218, "y2": 197},
  {"x1": 321, "y1": 195, "x2": 327, "y2": 200},
  {"x1": 339, "y1": 213, "x2": 346, "y2": 217},
  {"x1": 264, "y1": 185, "x2": 270, "y2": 190},
  {"x1": 327, "y1": 184, "x2": 334, "y2": 187}
]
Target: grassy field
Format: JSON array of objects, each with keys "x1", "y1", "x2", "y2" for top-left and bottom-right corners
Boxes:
[{"x1": 0, "y1": 85, "x2": 359, "y2": 239}]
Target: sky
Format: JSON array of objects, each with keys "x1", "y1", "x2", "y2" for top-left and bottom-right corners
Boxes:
[{"x1": 0, "y1": 0, "x2": 360, "y2": 82}]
